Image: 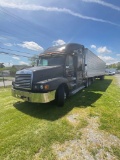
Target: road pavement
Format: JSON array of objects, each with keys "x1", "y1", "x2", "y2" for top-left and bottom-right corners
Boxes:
[
  {"x1": 0, "y1": 81, "x2": 12, "y2": 87},
  {"x1": 115, "y1": 74, "x2": 120, "y2": 86}
]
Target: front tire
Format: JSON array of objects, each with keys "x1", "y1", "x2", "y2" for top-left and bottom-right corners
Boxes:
[{"x1": 55, "y1": 86, "x2": 65, "y2": 107}]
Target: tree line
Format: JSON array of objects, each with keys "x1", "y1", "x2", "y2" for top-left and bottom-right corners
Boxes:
[{"x1": 106, "y1": 62, "x2": 120, "y2": 70}]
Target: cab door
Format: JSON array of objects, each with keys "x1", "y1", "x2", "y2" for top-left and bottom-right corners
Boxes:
[
  {"x1": 76, "y1": 53, "x2": 84, "y2": 85},
  {"x1": 65, "y1": 55, "x2": 76, "y2": 85}
]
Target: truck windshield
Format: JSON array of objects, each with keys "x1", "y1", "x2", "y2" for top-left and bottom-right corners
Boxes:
[{"x1": 38, "y1": 55, "x2": 65, "y2": 66}]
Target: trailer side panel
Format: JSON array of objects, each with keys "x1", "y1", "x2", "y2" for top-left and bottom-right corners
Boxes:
[{"x1": 84, "y1": 48, "x2": 105, "y2": 78}]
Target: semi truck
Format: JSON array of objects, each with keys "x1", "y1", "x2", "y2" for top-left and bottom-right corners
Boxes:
[{"x1": 12, "y1": 43, "x2": 106, "y2": 106}]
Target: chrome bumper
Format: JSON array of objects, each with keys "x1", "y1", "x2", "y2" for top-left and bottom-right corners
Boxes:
[{"x1": 12, "y1": 88, "x2": 56, "y2": 103}]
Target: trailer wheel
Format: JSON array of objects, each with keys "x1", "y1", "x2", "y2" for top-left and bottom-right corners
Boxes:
[
  {"x1": 92, "y1": 77, "x2": 95, "y2": 82},
  {"x1": 85, "y1": 79, "x2": 89, "y2": 88},
  {"x1": 55, "y1": 86, "x2": 66, "y2": 107},
  {"x1": 88, "y1": 78, "x2": 92, "y2": 86},
  {"x1": 100, "y1": 76, "x2": 104, "y2": 80}
]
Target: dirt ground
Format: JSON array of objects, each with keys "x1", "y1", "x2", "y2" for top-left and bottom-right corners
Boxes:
[
  {"x1": 52, "y1": 116, "x2": 120, "y2": 160},
  {"x1": 52, "y1": 75, "x2": 120, "y2": 160}
]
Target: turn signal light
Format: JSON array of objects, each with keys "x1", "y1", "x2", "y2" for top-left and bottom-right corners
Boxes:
[{"x1": 44, "y1": 84, "x2": 49, "y2": 90}]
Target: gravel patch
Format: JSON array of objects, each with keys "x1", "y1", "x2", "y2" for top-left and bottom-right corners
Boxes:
[
  {"x1": 52, "y1": 117, "x2": 120, "y2": 160},
  {"x1": 33, "y1": 149, "x2": 43, "y2": 160},
  {"x1": 66, "y1": 114, "x2": 79, "y2": 125}
]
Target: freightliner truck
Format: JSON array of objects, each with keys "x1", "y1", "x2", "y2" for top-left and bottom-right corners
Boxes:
[{"x1": 12, "y1": 43, "x2": 106, "y2": 106}]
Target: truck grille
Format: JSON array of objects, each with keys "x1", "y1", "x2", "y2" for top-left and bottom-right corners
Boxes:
[{"x1": 15, "y1": 74, "x2": 32, "y2": 90}]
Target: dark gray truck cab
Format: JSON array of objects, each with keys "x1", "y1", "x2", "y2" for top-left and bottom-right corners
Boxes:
[{"x1": 12, "y1": 43, "x2": 105, "y2": 106}]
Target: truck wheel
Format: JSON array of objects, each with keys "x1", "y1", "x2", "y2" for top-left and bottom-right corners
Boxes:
[
  {"x1": 56, "y1": 86, "x2": 65, "y2": 107},
  {"x1": 88, "y1": 78, "x2": 92, "y2": 86},
  {"x1": 92, "y1": 77, "x2": 95, "y2": 82},
  {"x1": 100, "y1": 76, "x2": 104, "y2": 80},
  {"x1": 85, "y1": 79, "x2": 89, "y2": 88}
]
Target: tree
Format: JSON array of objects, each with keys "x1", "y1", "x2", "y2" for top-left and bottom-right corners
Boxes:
[
  {"x1": 0, "y1": 63, "x2": 5, "y2": 68},
  {"x1": 28, "y1": 55, "x2": 39, "y2": 66},
  {"x1": 117, "y1": 62, "x2": 120, "y2": 70},
  {"x1": 10, "y1": 67, "x2": 17, "y2": 77}
]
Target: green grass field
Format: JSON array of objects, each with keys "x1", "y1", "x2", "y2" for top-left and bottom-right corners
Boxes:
[{"x1": 0, "y1": 76, "x2": 120, "y2": 160}]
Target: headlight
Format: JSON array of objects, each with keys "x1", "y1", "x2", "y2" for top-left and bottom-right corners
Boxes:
[
  {"x1": 40, "y1": 85, "x2": 43, "y2": 89},
  {"x1": 33, "y1": 84, "x2": 39, "y2": 91},
  {"x1": 33, "y1": 84, "x2": 49, "y2": 91}
]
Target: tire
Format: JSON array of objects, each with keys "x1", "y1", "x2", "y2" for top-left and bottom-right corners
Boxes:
[
  {"x1": 55, "y1": 86, "x2": 66, "y2": 107},
  {"x1": 92, "y1": 77, "x2": 95, "y2": 82},
  {"x1": 88, "y1": 78, "x2": 91, "y2": 86},
  {"x1": 85, "y1": 79, "x2": 89, "y2": 88},
  {"x1": 100, "y1": 76, "x2": 104, "y2": 80}
]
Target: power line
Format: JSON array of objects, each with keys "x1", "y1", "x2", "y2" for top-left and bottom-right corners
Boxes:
[
  {"x1": 0, "y1": 46, "x2": 33, "y2": 55},
  {"x1": 0, "y1": 6, "x2": 43, "y2": 38},
  {"x1": 0, "y1": 6, "x2": 32, "y2": 34},
  {"x1": 0, "y1": 6, "x2": 53, "y2": 41},
  {"x1": 0, "y1": 28, "x2": 12, "y2": 36},
  {"x1": 0, "y1": 51, "x2": 32, "y2": 58},
  {"x1": 0, "y1": 6, "x2": 51, "y2": 54}
]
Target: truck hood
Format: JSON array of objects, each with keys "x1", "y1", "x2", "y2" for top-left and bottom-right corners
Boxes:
[
  {"x1": 28, "y1": 65, "x2": 61, "y2": 72},
  {"x1": 16, "y1": 65, "x2": 61, "y2": 73},
  {"x1": 16, "y1": 65, "x2": 63, "y2": 83}
]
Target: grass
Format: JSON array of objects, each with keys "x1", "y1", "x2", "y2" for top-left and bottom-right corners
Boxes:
[
  {"x1": 112, "y1": 146, "x2": 120, "y2": 159},
  {"x1": 89, "y1": 76, "x2": 120, "y2": 137},
  {"x1": 0, "y1": 76, "x2": 120, "y2": 159}
]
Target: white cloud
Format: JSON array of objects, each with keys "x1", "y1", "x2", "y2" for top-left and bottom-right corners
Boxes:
[
  {"x1": 90, "y1": 44, "x2": 119, "y2": 64},
  {"x1": 18, "y1": 41, "x2": 44, "y2": 51},
  {"x1": 12, "y1": 56, "x2": 20, "y2": 60},
  {"x1": 82, "y1": 0, "x2": 120, "y2": 11},
  {"x1": 4, "y1": 43, "x2": 13, "y2": 47},
  {"x1": 0, "y1": 52, "x2": 5, "y2": 55},
  {"x1": 19, "y1": 61, "x2": 29, "y2": 65},
  {"x1": 0, "y1": 1, "x2": 119, "y2": 27},
  {"x1": 0, "y1": 37, "x2": 7, "y2": 41},
  {"x1": 97, "y1": 46, "x2": 111, "y2": 54},
  {"x1": 91, "y1": 45, "x2": 96, "y2": 49},
  {"x1": 99, "y1": 56, "x2": 114, "y2": 61},
  {"x1": 4, "y1": 62, "x2": 13, "y2": 67},
  {"x1": 98, "y1": 55, "x2": 115, "y2": 64},
  {"x1": 53, "y1": 39, "x2": 66, "y2": 46}
]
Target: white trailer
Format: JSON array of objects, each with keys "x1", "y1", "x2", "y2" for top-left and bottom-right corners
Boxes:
[{"x1": 84, "y1": 48, "x2": 106, "y2": 80}]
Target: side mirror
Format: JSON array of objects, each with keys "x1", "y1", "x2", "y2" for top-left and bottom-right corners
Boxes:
[
  {"x1": 36, "y1": 59, "x2": 39, "y2": 66},
  {"x1": 85, "y1": 64, "x2": 87, "y2": 66}
]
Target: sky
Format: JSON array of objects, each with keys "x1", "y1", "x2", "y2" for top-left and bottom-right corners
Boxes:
[{"x1": 0, "y1": 0, "x2": 120, "y2": 66}]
